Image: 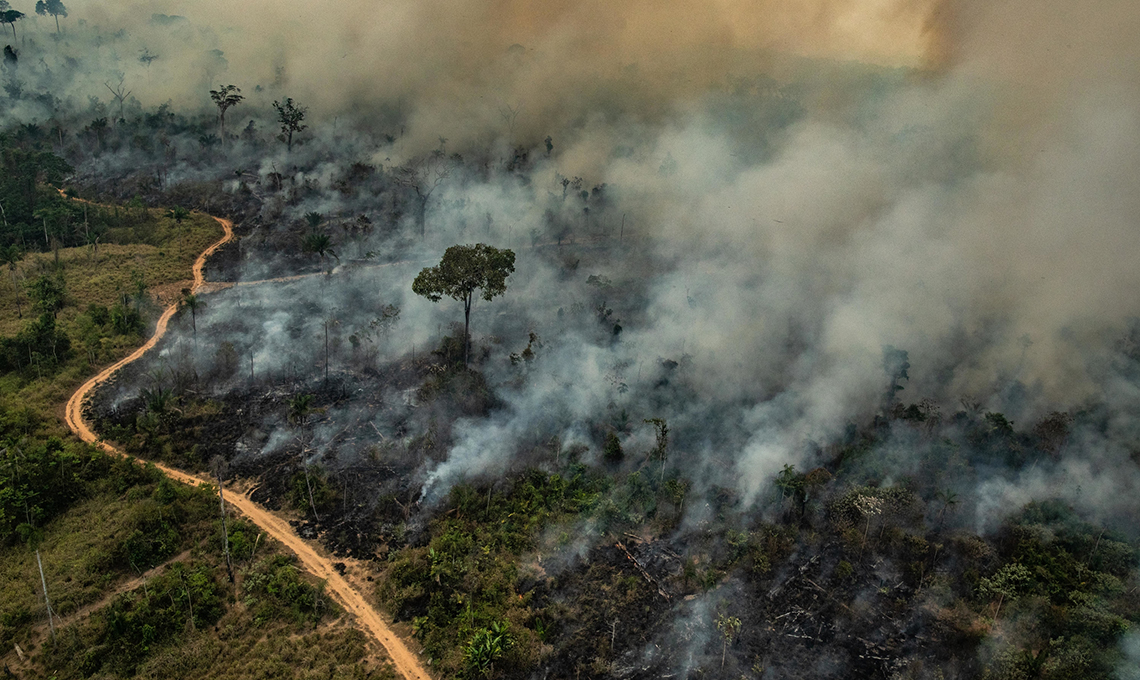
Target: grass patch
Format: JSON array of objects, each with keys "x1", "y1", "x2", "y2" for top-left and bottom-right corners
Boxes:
[
  {"x1": 0, "y1": 203, "x2": 224, "y2": 437},
  {"x1": 0, "y1": 209, "x2": 222, "y2": 337},
  {"x1": 0, "y1": 467, "x2": 214, "y2": 651}
]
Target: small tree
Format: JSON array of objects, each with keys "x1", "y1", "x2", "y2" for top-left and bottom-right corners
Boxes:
[
  {"x1": 168, "y1": 205, "x2": 190, "y2": 224},
  {"x1": 643, "y1": 417, "x2": 668, "y2": 482},
  {"x1": 130, "y1": 269, "x2": 147, "y2": 314},
  {"x1": 464, "y1": 622, "x2": 511, "y2": 679},
  {"x1": 935, "y1": 488, "x2": 959, "y2": 529},
  {"x1": 665, "y1": 477, "x2": 690, "y2": 515},
  {"x1": 33, "y1": 0, "x2": 65, "y2": 33},
  {"x1": 979, "y1": 563, "x2": 1031, "y2": 623},
  {"x1": 168, "y1": 205, "x2": 190, "y2": 254},
  {"x1": 374, "y1": 303, "x2": 400, "y2": 340},
  {"x1": 882, "y1": 345, "x2": 910, "y2": 406},
  {"x1": 715, "y1": 611, "x2": 743, "y2": 670},
  {"x1": 854, "y1": 493, "x2": 884, "y2": 555},
  {"x1": 210, "y1": 456, "x2": 235, "y2": 584},
  {"x1": 774, "y1": 464, "x2": 803, "y2": 501},
  {"x1": 715, "y1": 612, "x2": 741, "y2": 669},
  {"x1": 104, "y1": 77, "x2": 132, "y2": 124},
  {"x1": 27, "y1": 272, "x2": 65, "y2": 318},
  {"x1": 272, "y1": 97, "x2": 307, "y2": 151},
  {"x1": 603, "y1": 431, "x2": 623, "y2": 463},
  {"x1": 395, "y1": 150, "x2": 451, "y2": 238},
  {"x1": 1, "y1": 244, "x2": 22, "y2": 319},
  {"x1": 209, "y1": 84, "x2": 243, "y2": 138},
  {"x1": 287, "y1": 394, "x2": 322, "y2": 520},
  {"x1": 412, "y1": 243, "x2": 515, "y2": 368}
]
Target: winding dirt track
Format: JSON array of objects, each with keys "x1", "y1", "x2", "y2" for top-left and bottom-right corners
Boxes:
[{"x1": 63, "y1": 213, "x2": 432, "y2": 680}]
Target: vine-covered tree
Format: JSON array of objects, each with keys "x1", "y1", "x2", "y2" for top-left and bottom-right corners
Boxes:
[
  {"x1": 272, "y1": 98, "x2": 306, "y2": 152},
  {"x1": 412, "y1": 243, "x2": 515, "y2": 367}
]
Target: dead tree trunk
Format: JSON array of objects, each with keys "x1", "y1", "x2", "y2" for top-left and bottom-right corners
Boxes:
[
  {"x1": 36, "y1": 550, "x2": 55, "y2": 639},
  {"x1": 216, "y1": 470, "x2": 234, "y2": 583}
]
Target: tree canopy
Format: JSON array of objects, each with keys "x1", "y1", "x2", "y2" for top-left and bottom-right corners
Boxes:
[
  {"x1": 34, "y1": 0, "x2": 65, "y2": 33},
  {"x1": 1, "y1": 7, "x2": 23, "y2": 41},
  {"x1": 412, "y1": 243, "x2": 515, "y2": 367},
  {"x1": 272, "y1": 98, "x2": 307, "y2": 152},
  {"x1": 208, "y1": 84, "x2": 243, "y2": 137}
]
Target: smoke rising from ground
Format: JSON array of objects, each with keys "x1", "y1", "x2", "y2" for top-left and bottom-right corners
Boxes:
[
  {"x1": 10, "y1": 0, "x2": 937, "y2": 148},
  {"x1": 12, "y1": 0, "x2": 1136, "y2": 674},
  {"x1": 18, "y1": 0, "x2": 1140, "y2": 538}
]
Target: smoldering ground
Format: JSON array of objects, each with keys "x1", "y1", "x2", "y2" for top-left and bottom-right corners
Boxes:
[
  {"x1": 61, "y1": 0, "x2": 1140, "y2": 544},
  {"x1": 19, "y1": 0, "x2": 1140, "y2": 675}
]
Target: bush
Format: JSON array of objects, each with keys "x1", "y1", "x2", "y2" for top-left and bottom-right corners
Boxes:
[
  {"x1": 243, "y1": 554, "x2": 331, "y2": 625},
  {"x1": 603, "y1": 431, "x2": 623, "y2": 463}
]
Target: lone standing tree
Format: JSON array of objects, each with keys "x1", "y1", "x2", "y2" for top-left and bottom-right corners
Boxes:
[
  {"x1": 272, "y1": 97, "x2": 307, "y2": 152},
  {"x1": 209, "y1": 84, "x2": 243, "y2": 138},
  {"x1": 413, "y1": 243, "x2": 515, "y2": 368},
  {"x1": 34, "y1": 0, "x2": 65, "y2": 33},
  {"x1": 1, "y1": 5, "x2": 24, "y2": 42}
]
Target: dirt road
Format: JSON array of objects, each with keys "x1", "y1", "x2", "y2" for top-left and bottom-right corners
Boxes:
[{"x1": 63, "y1": 213, "x2": 433, "y2": 680}]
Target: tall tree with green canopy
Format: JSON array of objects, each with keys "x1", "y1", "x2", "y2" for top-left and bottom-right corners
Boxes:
[
  {"x1": 33, "y1": 0, "x2": 65, "y2": 33},
  {"x1": 209, "y1": 84, "x2": 243, "y2": 138},
  {"x1": 412, "y1": 243, "x2": 515, "y2": 367},
  {"x1": 1, "y1": 5, "x2": 24, "y2": 42}
]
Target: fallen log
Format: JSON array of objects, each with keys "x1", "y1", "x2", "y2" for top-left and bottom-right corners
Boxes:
[{"x1": 615, "y1": 541, "x2": 671, "y2": 600}]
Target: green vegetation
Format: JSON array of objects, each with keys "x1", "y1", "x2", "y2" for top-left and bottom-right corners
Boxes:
[
  {"x1": 365, "y1": 397, "x2": 1140, "y2": 678},
  {"x1": 0, "y1": 369, "x2": 391, "y2": 680},
  {"x1": 0, "y1": 162, "x2": 395, "y2": 679},
  {"x1": 413, "y1": 243, "x2": 516, "y2": 367},
  {"x1": 377, "y1": 468, "x2": 608, "y2": 676}
]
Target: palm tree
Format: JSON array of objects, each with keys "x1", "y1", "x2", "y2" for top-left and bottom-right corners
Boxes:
[
  {"x1": 287, "y1": 393, "x2": 313, "y2": 427},
  {"x1": 168, "y1": 205, "x2": 190, "y2": 254},
  {"x1": 139, "y1": 386, "x2": 174, "y2": 418},
  {"x1": 301, "y1": 231, "x2": 338, "y2": 274},
  {"x1": 181, "y1": 289, "x2": 204, "y2": 335},
  {"x1": 715, "y1": 613, "x2": 742, "y2": 669}
]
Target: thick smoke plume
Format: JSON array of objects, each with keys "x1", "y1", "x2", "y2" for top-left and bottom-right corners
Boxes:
[
  {"x1": 42, "y1": 0, "x2": 1140, "y2": 523},
  {"x1": 7, "y1": 0, "x2": 1137, "y2": 674}
]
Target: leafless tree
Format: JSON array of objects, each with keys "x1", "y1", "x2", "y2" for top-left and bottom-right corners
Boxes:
[
  {"x1": 396, "y1": 148, "x2": 451, "y2": 238},
  {"x1": 210, "y1": 456, "x2": 235, "y2": 583},
  {"x1": 104, "y1": 75, "x2": 132, "y2": 124}
]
